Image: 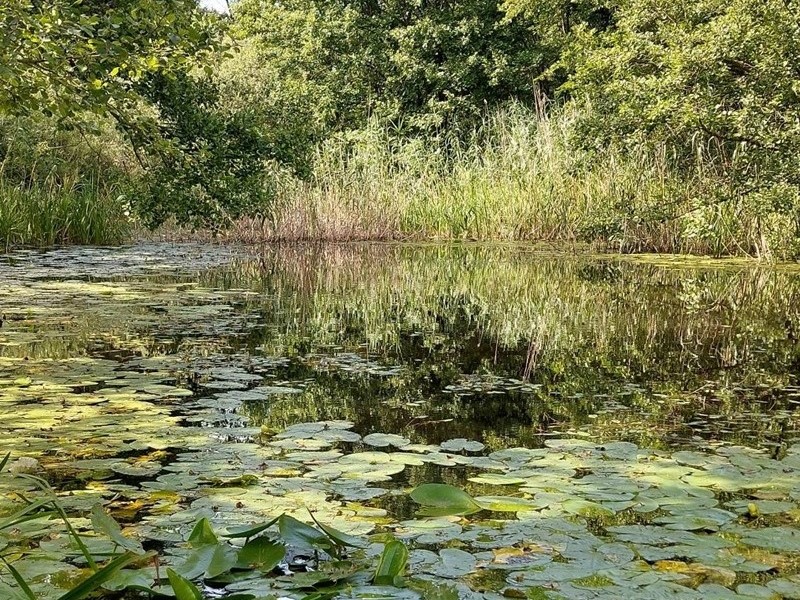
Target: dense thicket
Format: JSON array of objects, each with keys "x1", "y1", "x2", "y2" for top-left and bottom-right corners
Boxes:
[{"x1": 1, "y1": 0, "x2": 798, "y2": 255}]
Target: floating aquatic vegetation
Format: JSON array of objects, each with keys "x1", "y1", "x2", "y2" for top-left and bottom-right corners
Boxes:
[
  {"x1": 6, "y1": 423, "x2": 800, "y2": 598},
  {"x1": 3, "y1": 243, "x2": 800, "y2": 598}
]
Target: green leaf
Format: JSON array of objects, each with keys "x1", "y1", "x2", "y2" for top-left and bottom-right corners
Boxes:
[
  {"x1": 373, "y1": 540, "x2": 408, "y2": 586},
  {"x1": 278, "y1": 514, "x2": 331, "y2": 550},
  {"x1": 409, "y1": 484, "x2": 482, "y2": 516},
  {"x1": 208, "y1": 544, "x2": 238, "y2": 579},
  {"x1": 176, "y1": 543, "x2": 237, "y2": 580},
  {"x1": 0, "y1": 453, "x2": 10, "y2": 473},
  {"x1": 237, "y1": 537, "x2": 285, "y2": 572},
  {"x1": 0, "y1": 499, "x2": 54, "y2": 532},
  {"x1": 167, "y1": 568, "x2": 203, "y2": 600},
  {"x1": 289, "y1": 561, "x2": 361, "y2": 587},
  {"x1": 562, "y1": 499, "x2": 614, "y2": 519},
  {"x1": 56, "y1": 552, "x2": 141, "y2": 600},
  {"x1": 222, "y1": 516, "x2": 280, "y2": 539},
  {"x1": 308, "y1": 511, "x2": 368, "y2": 549},
  {"x1": 51, "y1": 500, "x2": 98, "y2": 572},
  {"x1": 0, "y1": 557, "x2": 36, "y2": 600},
  {"x1": 188, "y1": 518, "x2": 218, "y2": 547},
  {"x1": 91, "y1": 504, "x2": 144, "y2": 553}
]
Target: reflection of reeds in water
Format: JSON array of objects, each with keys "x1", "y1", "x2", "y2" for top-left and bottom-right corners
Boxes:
[{"x1": 201, "y1": 244, "x2": 800, "y2": 378}]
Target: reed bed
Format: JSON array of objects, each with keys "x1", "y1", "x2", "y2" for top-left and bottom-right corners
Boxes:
[
  {"x1": 233, "y1": 106, "x2": 796, "y2": 258},
  {"x1": 0, "y1": 174, "x2": 129, "y2": 249}
]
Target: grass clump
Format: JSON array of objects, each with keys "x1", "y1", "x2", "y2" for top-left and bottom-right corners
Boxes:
[
  {"x1": 237, "y1": 104, "x2": 797, "y2": 258},
  {"x1": 0, "y1": 177, "x2": 130, "y2": 249},
  {"x1": 0, "y1": 116, "x2": 134, "y2": 249}
]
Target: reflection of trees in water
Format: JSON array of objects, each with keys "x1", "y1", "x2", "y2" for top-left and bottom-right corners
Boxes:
[
  {"x1": 216, "y1": 245, "x2": 800, "y2": 450},
  {"x1": 203, "y1": 245, "x2": 800, "y2": 369},
  {"x1": 10, "y1": 244, "x2": 795, "y2": 449}
]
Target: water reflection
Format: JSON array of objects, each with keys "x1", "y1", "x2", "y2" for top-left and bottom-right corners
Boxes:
[
  {"x1": 2, "y1": 243, "x2": 800, "y2": 454},
  {"x1": 200, "y1": 245, "x2": 800, "y2": 451}
]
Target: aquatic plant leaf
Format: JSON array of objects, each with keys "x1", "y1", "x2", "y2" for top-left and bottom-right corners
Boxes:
[
  {"x1": 474, "y1": 496, "x2": 545, "y2": 512},
  {"x1": 738, "y1": 527, "x2": 800, "y2": 552},
  {"x1": 222, "y1": 516, "x2": 280, "y2": 539},
  {"x1": 202, "y1": 544, "x2": 238, "y2": 579},
  {"x1": 188, "y1": 518, "x2": 218, "y2": 547},
  {"x1": 562, "y1": 499, "x2": 614, "y2": 519},
  {"x1": 0, "y1": 557, "x2": 36, "y2": 600},
  {"x1": 440, "y1": 439, "x2": 485, "y2": 453},
  {"x1": 428, "y1": 548, "x2": 477, "y2": 578},
  {"x1": 726, "y1": 500, "x2": 795, "y2": 515},
  {"x1": 0, "y1": 498, "x2": 54, "y2": 532},
  {"x1": 374, "y1": 540, "x2": 408, "y2": 585},
  {"x1": 237, "y1": 537, "x2": 285, "y2": 572},
  {"x1": 56, "y1": 552, "x2": 141, "y2": 600},
  {"x1": 111, "y1": 461, "x2": 163, "y2": 477},
  {"x1": 90, "y1": 504, "x2": 144, "y2": 553},
  {"x1": 278, "y1": 514, "x2": 331, "y2": 550},
  {"x1": 767, "y1": 578, "x2": 800, "y2": 598},
  {"x1": 467, "y1": 474, "x2": 525, "y2": 485},
  {"x1": 288, "y1": 560, "x2": 362, "y2": 588},
  {"x1": 363, "y1": 433, "x2": 410, "y2": 448},
  {"x1": 167, "y1": 568, "x2": 203, "y2": 600},
  {"x1": 309, "y1": 511, "x2": 368, "y2": 548},
  {"x1": 410, "y1": 484, "x2": 481, "y2": 516}
]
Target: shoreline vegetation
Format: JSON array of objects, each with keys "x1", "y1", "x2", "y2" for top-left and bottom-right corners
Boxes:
[
  {"x1": 1, "y1": 0, "x2": 798, "y2": 258},
  {"x1": 4, "y1": 105, "x2": 798, "y2": 259}
]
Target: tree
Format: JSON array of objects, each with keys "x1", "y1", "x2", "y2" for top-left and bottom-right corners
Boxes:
[
  {"x1": 134, "y1": 72, "x2": 273, "y2": 227},
  {"x1": 0, "y1": 0, "x2": 219, "y2": 124},
  {"x1": 230, "y1": 0, "x2": 548, "y2": 136},
  {"x1": 562, "y1": 0, "x2": 800, "y2": 216},
  {"x1": 0, "y1": 0, "x2": 280, "y2": 228}
]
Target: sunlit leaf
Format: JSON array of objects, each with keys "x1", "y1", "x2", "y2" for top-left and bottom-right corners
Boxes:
[
  {"x1": 373, "y1": 540, "x2": 408, "y2": 586},
  {"x1": 237, "y1": 537, "x2": 285, "y2": 572},
  {"x1": 167, "y1": 568, "x2": 203, "y2": 600},
  {"x1": 410, "y1": 484, "x2": 482, "y2": 516}
]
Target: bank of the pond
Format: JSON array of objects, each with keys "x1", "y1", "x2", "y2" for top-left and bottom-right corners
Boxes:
[
  {"x1": 5, "y1": 112, "x2": 799, "y2": 257},
  {"x1": 223, "y1": 109, "x2": 797, "y2": 259}
]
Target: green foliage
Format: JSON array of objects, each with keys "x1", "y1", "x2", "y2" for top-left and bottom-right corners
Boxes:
[
  {"x1": 259, "y1": 105, "x2": 796, "y2": 255},
  {"x1": 135, "y1": 72, "x2": 274, "y2": 228},
  {"x1": 0, "y1": 0, "x2": 219, "y2": 123},
  {"x1": 373, "y1": 540, "x2": 409, "y2": 586},
  {"x1": 188, "y1": 518, "x2": 220, "y2": 548},
  {"x1": 236, "y1": 537, "x2": 285, "y2": 572},
  {"x1": 561, "y1": 0, "x2": 800, "y2": 244},
  {"x1": 0, "y1": 0, "x2": 277, "y2": 232},
  {"x1": 0, "y1": 176, "x2": 129, "y2": 248},
  {"x1": 409, "y1": 484, "x2": 482, "y2": 517},
  {"x1": 1, "y1": 0, "x2": 799, "y2": 250},
  {"x1": 0, "y1": 462, "x2": 413, "y2": 599},
  {"x1": 231, "y1": 0, "x2": 546, "y2": 136},
  {"x1": 166, "y1": 569, "x2": 203, "y2": 600}
]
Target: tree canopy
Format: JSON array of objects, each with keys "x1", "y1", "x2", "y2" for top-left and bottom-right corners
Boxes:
[
  {"x1": 0, "y1": 0, "x2": 218, "y2": 122},
  {"x1": 1, "y1": 0, "x2": 799, "y2": 243}
]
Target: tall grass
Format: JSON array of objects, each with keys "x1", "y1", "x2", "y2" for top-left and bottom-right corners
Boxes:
[
  {"x1": 0, "y1": 175, "x2": 130, "y2": 249},
  {"x1": 0, "y1": 115, "x2": 133, "y2": 249},
  {"x1": 235, "y1": 104, "x2": 797, "y2": 258}
]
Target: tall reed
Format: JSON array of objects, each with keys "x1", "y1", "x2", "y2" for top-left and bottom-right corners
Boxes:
[
  {"x1": 234, "y1": 104, "x2": 797, "y2": 258},
  {"x1": 0, "y1": 173, "x2": 130, "y2": 249},
  {"x1": 0, "y1": 115, "x2": 133, "y2": 249}
]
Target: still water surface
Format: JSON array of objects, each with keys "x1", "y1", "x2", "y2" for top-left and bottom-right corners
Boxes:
[{"x1": 2, "y1": 243, "x2": 799, "y2": 457}]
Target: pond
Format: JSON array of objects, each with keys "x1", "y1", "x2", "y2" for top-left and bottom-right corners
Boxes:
[{"x1": 2, "y1": 243, "x2": 800, "y2": 599}]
